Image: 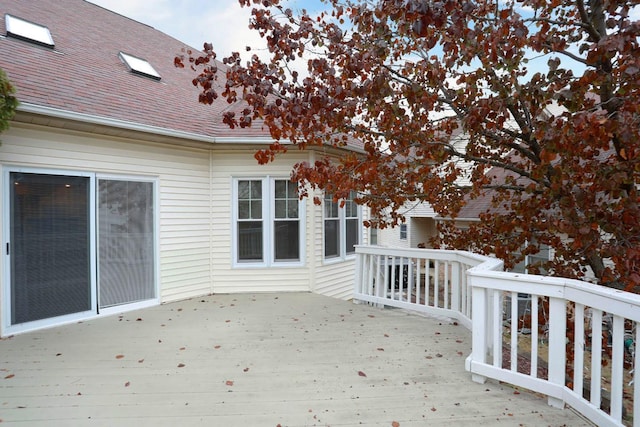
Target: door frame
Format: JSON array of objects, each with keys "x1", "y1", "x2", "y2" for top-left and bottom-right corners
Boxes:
[{"x1": 2, "y1": 167, "x2": 160, "y2": 336}]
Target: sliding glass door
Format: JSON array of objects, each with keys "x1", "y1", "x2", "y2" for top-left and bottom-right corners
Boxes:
[{"x1": 5, "y1": 169, "x2": 157, "y2": 332}]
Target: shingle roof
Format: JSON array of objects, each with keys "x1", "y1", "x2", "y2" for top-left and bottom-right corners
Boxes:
[{"x1": 0, "y1": 0, "x2": 271, "y2": 140}]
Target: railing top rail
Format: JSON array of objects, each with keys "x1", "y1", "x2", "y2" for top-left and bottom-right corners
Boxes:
[
  {"x1": 355, "y1": 245, "x2": 502, "y2": 269},
  {"x1": 469, "y1": 269, "x2": 640, "y2": 322}
]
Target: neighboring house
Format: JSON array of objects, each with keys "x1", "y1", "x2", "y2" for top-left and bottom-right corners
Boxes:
[
  {"x1": 0, "y1": 0, "x2": 367, "y2": 336},
  {"x1": 375, "y1": 129, "x2": 471, "y2": 250}
]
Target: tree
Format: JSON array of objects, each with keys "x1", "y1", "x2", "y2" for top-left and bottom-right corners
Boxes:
[
  {"x1": 0, "y1": 67, "x2": 17, "y2": 135},
  {"x1": 177, "y1": 0, "x2": 640, "y2": 291}
]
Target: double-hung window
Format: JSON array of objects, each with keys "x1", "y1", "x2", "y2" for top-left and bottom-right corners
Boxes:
[
  {"x1": 324, "y1": 191, "x2": 360, "y2": 260},
  {"x1": 234, "y1": 178, "x2": 304, "y2": 266}
]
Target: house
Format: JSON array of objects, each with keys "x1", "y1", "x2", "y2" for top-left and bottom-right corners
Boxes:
[{"x1": 0, "y1": 0, "x2": 367, "y2": 336}]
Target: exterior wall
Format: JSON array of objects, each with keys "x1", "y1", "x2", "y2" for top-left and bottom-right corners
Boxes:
[
  {"x1": 0, "y1": 123, "x2": 213, "y2": 308},
  {"x1": 311, "y1": 188, "x2": 369, "y2": 300},
  {"x1": 0, "y1": 123, "x2": 365, "y2": 333},
  {"x1": 375, "y1": 200, "x2": 438, "y2": 249}
]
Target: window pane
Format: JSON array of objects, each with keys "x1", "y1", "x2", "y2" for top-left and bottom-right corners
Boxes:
[
  {"x1": 238, "y1": 200, "x2": 250, "y2": 219},
  {"x1": 275, "y1": 220, "x2": 299, "y2": 260},
  {"x1": 251, "y1": 180, "x2": 262, "y2": 198},
  {"x1": 275, "y1": 180, "x2": 287, "y2": 198},
  {"x1": 287, "y1": 182, "x2": 298, "y2": 198},
  {"x1": 238, "y1": 221, "x2": 263, "y2": 261},
  {"x1": 324, "y1": 219, "x2": 339, "y2": 257},
  {"x1": 346, "y1": 218, "x2": 358, "y2": 254},
  {"x1": 275, "y1": 199, "x2": 287, "y2": 218},
  {"x1": 238, "y1": 181, "x2": 250, "y2": 199},
  {"x1": 324, "y1": 195, "x2": 339, "y2": 218},
  {"x1": 287, "y1": 200, "x2": 298, "y2": 218},
  {"x1": 250, "y1": 200, "x2": 262, "y2": 219}
]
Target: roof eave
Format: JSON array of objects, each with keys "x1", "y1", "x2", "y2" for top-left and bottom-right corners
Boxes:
[{"x1": 17, "y1": 102, "x2": 223, "y2": 144}]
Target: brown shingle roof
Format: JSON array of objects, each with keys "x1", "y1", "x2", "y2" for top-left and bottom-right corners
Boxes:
[{"x1": 0, "y1": 0, "x2": 270, "y2": 140}]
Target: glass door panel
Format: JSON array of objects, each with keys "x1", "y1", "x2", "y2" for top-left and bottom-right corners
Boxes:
[
  {"x1": 98, "y1": 179, "x2": 155, "y2": 308},
  {"x1": 10, "y1": 172, "x2": 91, "y2": 324}
]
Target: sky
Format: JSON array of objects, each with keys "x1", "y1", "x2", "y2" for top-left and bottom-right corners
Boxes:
[{"x1": 87, "y1": 0, "x2": 325, "y2": 58}]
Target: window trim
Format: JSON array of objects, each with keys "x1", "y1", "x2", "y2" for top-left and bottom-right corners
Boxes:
[{"x1": 232, "y1": 177, "x2": 305, "y2": 268}]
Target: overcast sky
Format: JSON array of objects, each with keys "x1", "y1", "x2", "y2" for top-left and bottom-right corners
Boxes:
[{"x1": 88, "y1": 0, "x2": 324, "y2": 57}]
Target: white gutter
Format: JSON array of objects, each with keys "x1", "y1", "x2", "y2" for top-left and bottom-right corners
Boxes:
[{"x1": 17, "y1": 103, "x2": 287, "y2": 145}]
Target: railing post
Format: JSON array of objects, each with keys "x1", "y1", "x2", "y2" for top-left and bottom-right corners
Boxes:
[
  {"x1": 354, "y1": 251, "x2": 364, "y2": 297},
  {"x1": 547, "y1": 296, "x2": 567, "y2": 408},
  {"x1": 469, "y1": 276, "x2": 488, "y2": 384}
]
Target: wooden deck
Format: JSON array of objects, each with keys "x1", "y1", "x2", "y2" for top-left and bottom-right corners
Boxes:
[{"x1": 0, "y1": 293, "x2": 592, "y2": 426}]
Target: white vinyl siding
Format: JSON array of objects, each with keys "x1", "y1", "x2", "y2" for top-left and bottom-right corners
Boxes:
[{"x1": 0, "y1": 124, "x2": 212, "y2": 303}]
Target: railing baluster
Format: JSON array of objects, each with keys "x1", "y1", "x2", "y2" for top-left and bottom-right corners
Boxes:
[
  {"x1": 611, "y1": 315, "x2": 624, "y2": 421},
  {"x1": 510, "y1": 291, "x2": 518, "y2": 372},
  {"x1": 590, "y1": 309, "x2": 603, "y2": 409},
  {"x1": 434, "y1": 260, "x2": 440, "y2": 309},
  {"x1": 574, "y1": 303, "x2": 585, "y2": 397},
  {"x1": 492, "y1": 290, "x2": 502, "y2": 367},
  {"x1": 530, "y1": 295, "x2": 538, "y2": 377}
]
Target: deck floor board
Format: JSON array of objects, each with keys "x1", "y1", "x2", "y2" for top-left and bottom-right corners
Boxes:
[{"x1": 0, "y1": 293, "x2": 592, "y2": 426}]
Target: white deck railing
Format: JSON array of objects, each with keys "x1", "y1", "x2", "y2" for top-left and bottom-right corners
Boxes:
[{"x1": 354, "y1": 245, "x2": 640, "y2": 427}]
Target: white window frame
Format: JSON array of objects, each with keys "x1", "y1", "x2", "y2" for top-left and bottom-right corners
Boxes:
[
  {"x1": 232, "y1": 177, "x2": 305, "y2": 268},
  {"x1": 323, "y1": 191, "x2": 362, "y2": 262}
]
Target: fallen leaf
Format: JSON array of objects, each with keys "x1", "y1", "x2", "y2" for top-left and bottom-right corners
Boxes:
[
  {"x1": 384, "y1": 334, "x2": 389, "y2": 337},
  {"x1": 56, "y1": 353, "x2": 62, "y2": 357},
  {"x1": 456, "y1": 339, "x2": 463, "y2": 343},
  {"x1": 214, "y1": 345, "x2": 221, "y2": 349},
  {"x1": 368, "y1": 315, "x2": 375, "y2": 318},
  {"x1": 136, "y1": 318, "x2": 142, "y2": 321},
  {"x1": 179, "y1": 347, "x2": 186, "y2": 351},
  {"x1": 115, "y1": 355, "x2": 124, "y2": 359},
  {"x1": 138, "y1": 359, "x2": 144, "y2": 363},
  {"x1": 225, "y1": 320, "x2": 231, "y2": 323},
  {"x1": 392, "y1": 422, "x2": 400, "y2": 427},
  {"x1": 124, "y1": 381, "x2": 130, "y2": 387},
  {"x1": 431, "y1": 407, "x2": 437, "y2": 411},
  {"x1": 177, "y1": 363, "x2": 185, "y2": 368},
  {"x1": 358, "y1": 371, "x2": 367, "y2": 377},
  {"x1": 457, "y1": 351, "x2": 463, "y2": 356},
  {"x1": 513, "y1": 390, "x2": 520, "y2": 395},
  {"x1": 4, "y1": 374, "x2": 14, "y2": 379},
  {"x1": 436, "y1": 353, "x2": 443, "y2": 358},
  {"x1": 243, "y1": 368, "x2": 249, "y2": 372},
  {"x1": 377, "y1": 348, "x2": 385, "y2": 351},
  {"x1": 226, "y1": 380, "x2": 234, "y2": 386}
]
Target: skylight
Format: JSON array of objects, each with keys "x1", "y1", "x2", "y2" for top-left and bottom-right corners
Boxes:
[
  {"x1": 119, "y1": 52, "x2": 161, "y2": 80},
  {"x1": 5, "y1": 14, "x2": 54, "y2": 48}
]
